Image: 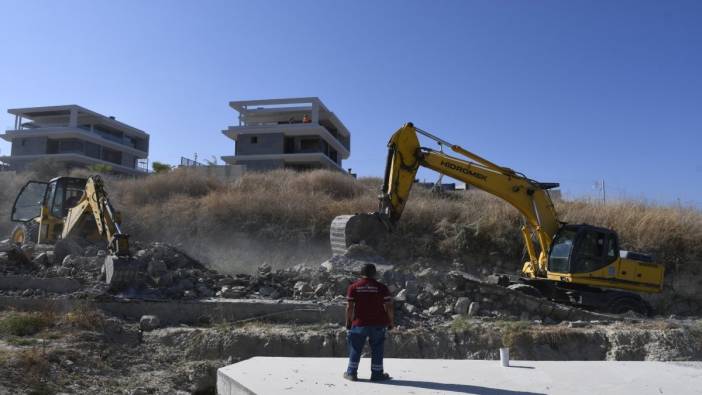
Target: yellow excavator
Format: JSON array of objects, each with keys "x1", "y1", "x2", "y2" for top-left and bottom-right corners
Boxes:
[
  {"x1": 331, "y1": 123, "x2": 664, "y2": 315},
  {"x1": 10, "y1": 175, "x2": 140, "y2": 289}
]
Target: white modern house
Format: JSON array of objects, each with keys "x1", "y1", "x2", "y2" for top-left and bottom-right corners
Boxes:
[
  {"x1": 0, "y1": 105, "x2": 149, "y2": 175},
  {"x1": 221, "y1": 97, "x2": 350, "y2": 171}
]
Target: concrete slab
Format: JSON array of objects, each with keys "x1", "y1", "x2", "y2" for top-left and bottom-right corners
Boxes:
[{"x1": 217, "y1": 357, "x2": 702, "y2": 395}]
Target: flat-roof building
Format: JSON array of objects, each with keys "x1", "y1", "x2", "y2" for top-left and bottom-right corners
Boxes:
[
  {"x1": 0, "y1": 105, "x2": 149, "y2": 175},
  {"x1": 221, "y1": 97, "x2": 350, "y2": 171}
]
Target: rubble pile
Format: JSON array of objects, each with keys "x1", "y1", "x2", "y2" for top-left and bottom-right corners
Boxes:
[{"x1": 1, "y1": 238, "x2": 613, "y2": 325}]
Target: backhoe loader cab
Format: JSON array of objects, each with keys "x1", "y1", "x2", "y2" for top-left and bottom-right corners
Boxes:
[{"x1": 10, "y1": 177, "x2": 87, "y2": 245}]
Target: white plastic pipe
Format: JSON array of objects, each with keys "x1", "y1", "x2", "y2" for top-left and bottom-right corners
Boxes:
[{"x1": 500, "y1": 347, "x2": 510, "y2": 367}]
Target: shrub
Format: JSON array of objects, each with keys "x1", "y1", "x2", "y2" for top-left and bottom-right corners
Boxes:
[
  {"x1": 0, "y1": 312, "x2": 54, "y2": 337},
  {"x1": 86, "y1": 163, "x2": 113, "y2": 173},
  {"x1": 152, "y1": 161, "x2": 172, "y2": 173}
]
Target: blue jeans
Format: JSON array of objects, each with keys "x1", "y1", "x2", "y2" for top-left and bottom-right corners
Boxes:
[{"x1": 346, "y1": 325, "x2": 386, "y2": 375}]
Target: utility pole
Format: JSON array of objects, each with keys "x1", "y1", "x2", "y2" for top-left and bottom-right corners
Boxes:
[{"x1": 602, "y1": 179, "x2": 606, "y2": 204}]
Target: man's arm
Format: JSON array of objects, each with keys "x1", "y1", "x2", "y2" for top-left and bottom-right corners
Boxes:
[
  {"x1": 346, "y1": 302, "x2": 355, "y2": 329},
  {"x1": 384, "y1": 302, "x2": 394, "y2": 330}
]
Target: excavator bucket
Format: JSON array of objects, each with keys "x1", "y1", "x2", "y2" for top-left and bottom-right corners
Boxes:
[
  {"x1": 330, "y1": 213, "x2": 388, "y2": 255},
  {"x1": 104, "y1": 255, "x2": 143, "y2": 290}
]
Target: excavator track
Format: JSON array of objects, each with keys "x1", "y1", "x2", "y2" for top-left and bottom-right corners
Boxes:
[{"x1": 330, "y1": 213, "x2": 387, "y2": 255}]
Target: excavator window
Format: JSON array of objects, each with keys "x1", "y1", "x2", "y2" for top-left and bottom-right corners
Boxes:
[
  {"x1": 48, "y1": 178, "x2": 87, "y2": 218},
  {"x1": 549, "y1": 226, "x2": 619, "y2": 274},
  {"x1": 11, "y1": 181, "x2": 48, "y2": 222},
  {"x1": 548, "y1": 228, "x2": 578, "y2": 273},
  {"x1": 572, "y1": 230, "x2": 606, "y2": 273}
]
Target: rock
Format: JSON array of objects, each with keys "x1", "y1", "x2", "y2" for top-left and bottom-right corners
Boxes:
[
  {"x1": 293, "y1": 281, "x2": 312, "y2": 294},
  {"x1": 314, "y1": 284, "x2": 327, "y2": 296},
  {"x1": 402, "y1": 303, "x2": 417, "y2": 314},
  {"x1": 468, "y1": 302, "x2": 480, "y2": 317},
  {"x1": 404, "y1": 280, "x2": 418, "y2": 302},
  {"x1": 45, "y1": 251, "x2": 55, "y2": 265},
  {"x1": 84, "y1": 246, "x2": 98, "y2": 257},
  {"x1": 258, "y1": 263, "x2": 272, "y2": 276},
  {"x1": 21, "y1": 243, "x2": 35, "y2": 258},
  {"x1": 395, "y1": 289, "x2": 408, "y2": 303},
  {"x1": 218, "y1": 286, "x2": 248, "y2": 298},
  {"x1": 183, "y1": 290, "x2": 196, "y2": 299},
  {"x1": 427, "y1": 306, "x2": 442, "y2": 315},
  {"x1": 21, "y1": 288, "x2": 33, "y2": 297},
  {"x1": 97, "y1": 250, "x2": 107, "y2": 258},
  {"x1": 416, "y1": 291, "x2": 434, "y2": 308},
  {"x1": 454, "y1": 297, "x2": 472, "y2": 315},
  {"x1": 431, "y1": 289, "x2": 445, "y2": 299},
  {"x1": 568, "y1": 320, "x2": 588, "y2": 328},
  {"x1": 139, "y1": 315, "x2": 160, "y2": 331},
  {"x1": 32, "y1": 252, "x2": 49, "y2": 266},
  {"x1": 62, "y1": 254, "x2": 75, "y2": 267},
  {"x1": 320, "y1": 260, "x2": 334, "y2": 272}
]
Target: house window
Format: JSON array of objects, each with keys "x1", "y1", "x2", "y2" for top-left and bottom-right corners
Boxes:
[{"x1": 250, "y1": 136, "x2": 258, "y2": 144}]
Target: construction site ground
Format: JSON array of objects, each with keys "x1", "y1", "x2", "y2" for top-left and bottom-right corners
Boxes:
[{"x1": 0, "y1": 239, "x2": 701, "y2": 394}]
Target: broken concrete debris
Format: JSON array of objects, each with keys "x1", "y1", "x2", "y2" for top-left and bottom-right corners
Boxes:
[{"x1": 0, "y1": 237, "x2": 697, "y2": 328}]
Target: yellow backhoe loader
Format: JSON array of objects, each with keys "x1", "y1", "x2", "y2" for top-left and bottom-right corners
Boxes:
[
  {"x1": 331, "y1": 123, "x2": 664, "y2": 315},
  {"x1": 9, "y1": 175, "x2": 140, "y2": 289}
]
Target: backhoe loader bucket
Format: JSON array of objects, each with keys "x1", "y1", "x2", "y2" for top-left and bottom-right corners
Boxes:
[
  {"x1": 104, "y1": 255, "x2": 143, "y2": 290},
  {"x1": 330, "y1": 213, "x2": 388, "y2": 255}
]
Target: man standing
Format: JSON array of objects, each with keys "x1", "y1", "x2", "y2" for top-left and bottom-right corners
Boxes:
[{"x1": 344, "y1": 263, "x2": 394, "y2": 381}]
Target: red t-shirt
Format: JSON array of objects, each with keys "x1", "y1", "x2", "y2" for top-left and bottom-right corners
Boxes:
[{"x1": 347, "y1": 278, "x2": 392, "y2": 326}]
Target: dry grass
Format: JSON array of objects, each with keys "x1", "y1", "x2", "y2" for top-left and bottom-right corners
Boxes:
[{"x1": 61, "y1": 305, "x2": 106, "y2": 331}]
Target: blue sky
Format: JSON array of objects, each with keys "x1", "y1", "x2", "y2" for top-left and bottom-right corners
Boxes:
[{"x1": 1, "y1": 1, "x2": 700, "y2": 206}]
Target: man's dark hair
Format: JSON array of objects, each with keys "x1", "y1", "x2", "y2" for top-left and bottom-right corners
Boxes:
[{"x1": 360, "y1": 263, "x2": 377, "y2": 278}]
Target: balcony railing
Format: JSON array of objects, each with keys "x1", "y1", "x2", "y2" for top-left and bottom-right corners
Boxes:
[
  {"x1": 233, "y1": 121, "x2": 350, "y2": 151},
  {"x1": 12, "y1": 123, "x2": 144, "y2": 151}
]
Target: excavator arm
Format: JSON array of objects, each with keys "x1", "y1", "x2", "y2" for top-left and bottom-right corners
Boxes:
[
  {"x1": 61, "y1": 176, "x2": 129, "y2": 256},
  {"x1": 61, "y1": 175, "x2": 139, "y2": 288},
  {"x1": 332, "y1": 123, "x2": 561, "y2": 277}
]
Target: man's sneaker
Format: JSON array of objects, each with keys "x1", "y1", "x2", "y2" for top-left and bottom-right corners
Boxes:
[
  {"x1": 343, "y1": 372, "x2": 358, "y2": 381},
  {"x1": 370, "y1": 372, "x2": 392, "y2": 382}
]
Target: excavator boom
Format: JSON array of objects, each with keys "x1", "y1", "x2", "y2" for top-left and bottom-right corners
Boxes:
[{"x1": 332, "y1": 123, "x2": 560, "y2": 277}]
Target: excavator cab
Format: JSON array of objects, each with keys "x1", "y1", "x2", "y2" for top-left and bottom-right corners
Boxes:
[
  {"x1": 10, "y1": 177, "x2": 87, "y2": 245},
  {"x1": 547, "y1": 224, "x2": 664, "y2": 294},
  {"x1": 548, "y1": 224, "x2": 619, "y2": 274}
]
